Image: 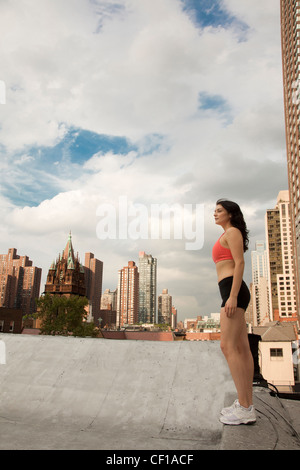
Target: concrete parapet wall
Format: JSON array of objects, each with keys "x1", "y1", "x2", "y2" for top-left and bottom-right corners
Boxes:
[{"x1": 0, "y1": 333, "x2": 235, "y2": 450}]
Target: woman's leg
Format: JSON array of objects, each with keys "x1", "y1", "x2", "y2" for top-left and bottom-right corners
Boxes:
[{"x1": 220, "y1": 307, "x2": 254, "y2": 408}]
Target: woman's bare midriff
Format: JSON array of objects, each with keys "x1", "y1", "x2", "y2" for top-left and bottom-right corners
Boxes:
[{"x1": 216, "y1": 259, "x2": 235, "y2": 283}]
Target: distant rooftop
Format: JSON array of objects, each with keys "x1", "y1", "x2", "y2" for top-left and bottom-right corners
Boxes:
[{"x1": 253, "y1": 321, "x2": 297, "y2": 342}]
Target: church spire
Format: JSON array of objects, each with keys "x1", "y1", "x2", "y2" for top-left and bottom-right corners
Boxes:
[{"x1": 63, "y1": 231, "x2": 75, "y2": 269}]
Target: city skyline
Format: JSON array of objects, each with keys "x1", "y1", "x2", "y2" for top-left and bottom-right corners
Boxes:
[{"x1": 0, "y1": 1, "x2": 288, "y2": 321}]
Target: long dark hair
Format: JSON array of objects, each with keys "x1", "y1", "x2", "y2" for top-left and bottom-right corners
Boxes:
[{"x1": 216, "y1": 199, "x2": 249, "y2": 252}]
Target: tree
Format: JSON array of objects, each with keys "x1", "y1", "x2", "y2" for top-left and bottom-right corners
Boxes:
[{"x1": 35, "y1": 294, "x2": 98, "y2": 337}]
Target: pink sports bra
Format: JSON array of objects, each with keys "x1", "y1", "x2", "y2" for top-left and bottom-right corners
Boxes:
[{"x1": 212, "y1": 234, "x2": 234, "y2": 264}]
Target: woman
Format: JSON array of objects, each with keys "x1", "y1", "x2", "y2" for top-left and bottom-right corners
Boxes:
[{"x1": 212, "y1": 199, "x2": 256, "y2": 425}]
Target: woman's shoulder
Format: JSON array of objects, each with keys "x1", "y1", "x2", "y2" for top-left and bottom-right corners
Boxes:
[
  {"x1": 226, "y1": 226, "x2": 240, "y2": 234},
  {"x1": 225, "y1": 227, "x2": 243, "y2": 241}
]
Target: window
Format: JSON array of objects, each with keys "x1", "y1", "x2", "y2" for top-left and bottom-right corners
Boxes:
[{"x1": 270, "y1": 348, "x2": 283, "y2": 358}]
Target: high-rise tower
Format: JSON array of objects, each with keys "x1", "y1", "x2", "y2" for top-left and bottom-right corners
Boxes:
[
  {"x1": 138, "y1": 251, "x2": 157, "y2": 323},
  {"x1": 251, "y1": 241, "x2": 270, "y2": 326},
  {"x1": 117, "y1": 261, "x2": 139, "y2": 328},
  {"x1": 265, "y1": 191, "x2": 297, "y2": 321},
  {"x1": 280, "y1": 0, "x2": 300, "y2": 317},
  {"x1": 84, "y1": 252, "x2": 103, "y2": 320}
]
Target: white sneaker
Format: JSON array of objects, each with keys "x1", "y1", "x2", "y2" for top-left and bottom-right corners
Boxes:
[
  {"x1": 221, "y1": 399, "x2": 239, "y2": 416},
  {"x1": 219, "y1": 403, "x2": 256, "y2": 425}
]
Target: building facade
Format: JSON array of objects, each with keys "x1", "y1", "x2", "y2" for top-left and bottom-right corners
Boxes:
[
  {"x1": 0, "y1": 307, "x2": 23, "y2": 334},
  {"x1": 0, "y1": 248, "x2": 41, "y2": 316},
  {"x1": 158, "y1": 289, "x2": 172, "y2": 325},
  {"x1": 45, "y1": 234, "x2": 103, "y2": 322},
  {"x1": 101, "y1": 288, "x2": 117, "y2": 310},
  {"x1": 138, "y1": 251, "x2": 157, "y2": 323},
  {"x1": 99, "y1": 288, "x2": 117, "y2": 329},
  {"x1": 251, "y1": 241, "x2": 271, "y2": 326},
  {"x1": 84, "y1": 252, "x2": 103, "y2": 321},
  {"x1": 253, "y1": 322, "x2": 297, "y2": 392},
  {"x1": 280, "y1": 0, "x2": 300, "y2": 318},
  {"x1": 171, "y1": 306, "x2": 177, "y2": 329},
  {"x1": 117, "y1": 261, "x2": 139, "y2": 328},
  {"x1": 265, "y1": 191, "x2": 297, "y2": 321},
  {"x1": 45, "y1": 233, "x2": 86, "y2": 297}
]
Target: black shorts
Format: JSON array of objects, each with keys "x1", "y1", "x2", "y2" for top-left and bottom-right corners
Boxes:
[{"x1": 218, "y1": 276, "x2": 250, "y2": 311}]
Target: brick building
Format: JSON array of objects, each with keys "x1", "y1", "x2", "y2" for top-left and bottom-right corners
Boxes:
[
  {"x1": 0, "y1": 307, "x2": 23, "y2": 333},
  {"x1": 117, "y1": 261, "x2": 139, "y2": 328},
  {"x1": 84, "y1": 252, "x2": 103, "y2": 321},
  {"x1": 44, "y1": 233, "x2": 103, "y2": 322},
  {"x1": 158, "y1": 289, "x2": 172, "y2": 324},
  {"x1": 45, "y1": 232, "x2": 86, "y2": 297},
  {"x1": 0, "y1": 248, "x2": 41, "y2": 316},
  {"x1": 94, "y1": 307, "x2": 117, "y2": 329}
]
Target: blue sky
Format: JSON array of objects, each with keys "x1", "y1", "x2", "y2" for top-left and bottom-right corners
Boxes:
[
  {"x1": 181, "y1": 0, "x2": 248, "y2": 33},
  {"x1": 3, "y1": 131, "x2": 137, "y2": 206},
  {"x1": 3, "y1": 129, "x2": 166, "y2": 206},
  {"x1": 198, "y1": 91, "x2": 232, "y2": 124}
]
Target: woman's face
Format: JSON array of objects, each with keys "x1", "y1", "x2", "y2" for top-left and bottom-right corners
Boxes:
[{"x1": 214, "y1": 204, "x2": 231, "y2": 226}]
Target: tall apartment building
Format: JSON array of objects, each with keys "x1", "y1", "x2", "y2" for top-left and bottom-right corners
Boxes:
[
  {"x1": 117, "y1": 261, "x2": 139, "y2": 328},
  {"x1": 158, "y1": 289, "x2": 172, "y2": 325},
  {"x1": 0, "y1": 248, "x2": 41, "y2": 316},
  {"x1": 138, "y1": 251, "x2": 157, "y2": 323},
  {"x1": 84, "y1": 252, "x2": 103, "y2": 321},
  {"x1": 265, "y1": 191, "x2": 297, "y2": 321},
  {"x1": 280, "y1": 0, "x2": 300, "y2": 316},
  {"x1": 251, "y1": 241, "x2": 270, "y2": 326}
]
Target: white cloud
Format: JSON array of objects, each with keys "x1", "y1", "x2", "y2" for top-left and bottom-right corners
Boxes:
[
  {"x1": 14, "y1": 155, "x2": 35, "y2": 165},
  {"x1": 0, "y1": 0, "x2": 289, "y2": 320}
]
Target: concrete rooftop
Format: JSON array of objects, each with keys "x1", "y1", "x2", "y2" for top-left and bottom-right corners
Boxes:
[{"x1": 0, "y1": 333, "x2": 300, "y2": 451}]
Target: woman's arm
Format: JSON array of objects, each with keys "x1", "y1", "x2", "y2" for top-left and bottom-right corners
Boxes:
[{"x1": 224, "y1": 227, "x2": 245, "y2": 317}]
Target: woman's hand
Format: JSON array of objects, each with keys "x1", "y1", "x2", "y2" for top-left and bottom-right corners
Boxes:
[{"x1": 225, "y1": 295, "x2": 237, "y2": 317}]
